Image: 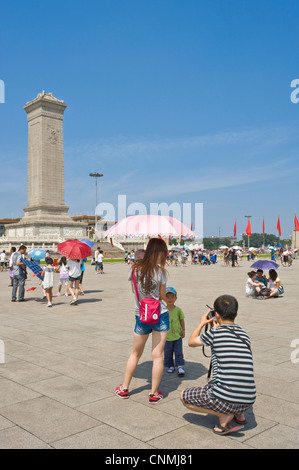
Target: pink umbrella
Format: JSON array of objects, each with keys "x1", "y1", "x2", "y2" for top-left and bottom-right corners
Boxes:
[{"x1": 104, "y1": 214, "x2": 195, "y2": 238}]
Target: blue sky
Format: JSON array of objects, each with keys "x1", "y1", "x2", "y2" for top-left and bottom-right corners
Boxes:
[{"x1": 0, "y1": 0, "x2": 299, "y2": 238}]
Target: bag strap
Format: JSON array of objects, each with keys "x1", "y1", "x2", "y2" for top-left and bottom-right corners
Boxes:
[
  {"x1": 131, "y1": 268, "x2": 140, "y2": 302},
  {"x1": 205, "y1": 326, "x2": 251, "y2": 380},
  {"x1": 225, "y1": 326, "x2": 252, "y2": 353}
]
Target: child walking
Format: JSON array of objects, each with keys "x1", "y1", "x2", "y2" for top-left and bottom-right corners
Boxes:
[
  {"x1": 164, "y1": 287, "x2": 186, "y2": 376},
  {"x1": 115, "y1": 238, "x2": 169, "y2": 404},
  {"x1": 67, "y1": 258, "x2": 82, "y2": 305},
  {"x1": 41, "y1": 258, "x2": 55, "y2": 307},
  {"x1": 56, "y1": 256, "x2": 69, "y2": 296}
]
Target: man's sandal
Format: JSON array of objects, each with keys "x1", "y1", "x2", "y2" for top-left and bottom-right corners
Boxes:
[{"x1": 213, "y1": 424, "x2": 244, "y2": 435}]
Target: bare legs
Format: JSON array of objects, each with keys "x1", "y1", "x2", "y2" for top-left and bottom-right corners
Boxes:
[
  {"x1": 122, "y1": 331, "x2": 168, "y2": 395},
  {"x1": 151, "y1": 331, "x2": 168, "y2": 394},
  {"x1": 122, "y1": 333, "x2": 149, "y2": 390},
  {"x1": 45, "y1": 287, "x2": 53, "y2": 304},
  {"x1": 180, "y1": 391, "x2": 245, "y2": 431},
  {"x1": 68, "y1": 279, "x2": 79, "y2": 300}
]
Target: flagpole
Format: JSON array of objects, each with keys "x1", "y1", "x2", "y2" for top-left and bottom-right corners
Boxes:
[
  {"x1": 262, "y1": 215, "x2": 265, "y2": 249},
  {"x1": 295, "y1": 212, "x2": 297, "y2": 249}
]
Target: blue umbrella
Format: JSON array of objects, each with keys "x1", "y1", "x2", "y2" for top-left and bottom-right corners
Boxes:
[
  {"x1": 251, "y1": 260, "x2": 279, "y2": 270},
  {"x1": 79, "y1": 239, "x2": 95, "y2": 248},
  {"x1": 275, "y1": 244, "x2": 284, "y2": 247},
  {"x1": 28, "y1": 249, "x2": 46, "y2": 261}
]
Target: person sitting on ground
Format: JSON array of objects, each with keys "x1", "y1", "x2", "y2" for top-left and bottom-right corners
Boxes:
[
  {"x1": 255, "y1": 269, "x2": 268, "y2": 286},
  {"x1": 245, "y1": 271, "x2": 265, "y2": 298},
  {"x1": 266, "y1": 269, "x2": 283, "y2": 298},
  {"x1": 180, "y1": 295, "x2": 256, "y2": 436}
]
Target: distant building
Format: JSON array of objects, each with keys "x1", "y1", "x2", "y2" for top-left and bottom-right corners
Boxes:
[
  {"x1": 0, "y1": 218, "x2": 20, "y2": 237},
  {"x1": 71, "y1": 215, "x2": 116, "y2": 240}
]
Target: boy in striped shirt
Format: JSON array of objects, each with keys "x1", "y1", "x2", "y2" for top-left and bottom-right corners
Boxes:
[{"x1": 180, "y1": 295, "x2": 256, "y2": 436}]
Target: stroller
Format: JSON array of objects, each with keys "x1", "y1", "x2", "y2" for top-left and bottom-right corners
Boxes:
[{"x1": 201, "y1": 255, "x2": 210, "y2": 265}]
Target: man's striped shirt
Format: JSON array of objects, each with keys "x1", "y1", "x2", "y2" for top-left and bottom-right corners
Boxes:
[{"x1": 200, "y1": 324, "x2": 256, "y2": 405}]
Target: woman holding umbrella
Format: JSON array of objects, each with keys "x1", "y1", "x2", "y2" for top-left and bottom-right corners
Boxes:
[
  {"x1": 67, "y1": 259, "x2": 82, "y2": 305},
  {"x1": 57, "y1": 240, "x2": 92, "y2": 305}
]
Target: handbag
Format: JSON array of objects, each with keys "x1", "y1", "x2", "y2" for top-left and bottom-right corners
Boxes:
[
  {"x1": 259, "y1": 287, "x2": 271, "y2": 297},
  {"x1": 278, "y1": 284, "x2": 284, "y2": 295},
  {"x1": 131, "y1": 268, "x2": 161, "y2": 324},
  {"x1": 59, "y1": 271, "x2": 69, "y2": 279}
]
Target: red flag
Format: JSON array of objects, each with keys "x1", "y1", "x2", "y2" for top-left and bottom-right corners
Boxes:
[
  {"x1": 26, "y1": 287, "x2": 37, "y2": 292},
  {"x1": 245, "y1": 219, "x2": 252, "y2": 237},
  {"x1": 277, "y1": 216, "x2": 281, "y2": 237},
  {"x1": 233, "y1": 219, "x2": 236, "y2": 239},
  {"x1": 262, "y1": 217, "x2": 265, "y2": 238},
  {"x1": 295, "y1": 214, "x2": 299, "y2": 231}
]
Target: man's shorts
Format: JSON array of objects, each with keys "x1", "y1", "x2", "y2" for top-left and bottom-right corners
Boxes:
[
  {"x1": 134, "y1": 312, "x2": 169, "y2": 335},
  {"x1": 182, "y1": 384, "x2": 252, "y2": 415}
]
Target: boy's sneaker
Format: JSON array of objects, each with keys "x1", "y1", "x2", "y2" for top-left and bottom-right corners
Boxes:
[
  {"x1": 70, "y1": 298, "x2": 78, "y2": 305},
  {"x1": 114, "y1": 385, "x2": 129, "y2": 399},
  {"x1": 177, "y1": 366, "x2": 185, "y2": 377},
  {"x1": 47, "y1": 302, "x2": 52, "y2": 307},
  {"x1": 149, "y1": 391, "x2": 163, "y2": 404},
  {"x1": 167, "y1": 366, "x2": 175, "y2": 373}
]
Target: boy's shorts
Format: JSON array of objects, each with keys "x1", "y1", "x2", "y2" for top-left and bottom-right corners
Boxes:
[
  {"x1": 182, "y1": 384, "x2": 251, "y2": 415},
  {"x1": 134, "y1": 312, "x2": 169, "y2": 335}
]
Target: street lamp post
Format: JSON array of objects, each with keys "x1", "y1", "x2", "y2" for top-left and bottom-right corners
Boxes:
[{"x1": 89, "y1": 172, "x2": 103, "y2": 243}]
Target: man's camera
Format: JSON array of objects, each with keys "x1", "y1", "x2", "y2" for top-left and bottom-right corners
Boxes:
[{"x1": 206, "y1": 304, "x2": 216, "y2": 320}]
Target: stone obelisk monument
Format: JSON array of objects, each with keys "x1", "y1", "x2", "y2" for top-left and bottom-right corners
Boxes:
[
  {"x1": 3, "y1": 91, "x2": 86, "y2": 247},
  {"x1": 23, "y1": 91, "x2": 71, "y2": 223}
]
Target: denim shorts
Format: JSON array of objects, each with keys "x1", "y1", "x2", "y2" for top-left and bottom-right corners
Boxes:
[{"x1": 134, "y1": 312, "x2": 169, "y2": 335}]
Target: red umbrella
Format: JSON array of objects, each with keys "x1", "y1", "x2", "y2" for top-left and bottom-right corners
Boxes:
[{"x1": 57, "y1": 239, "x2": 92, "y2": 260}]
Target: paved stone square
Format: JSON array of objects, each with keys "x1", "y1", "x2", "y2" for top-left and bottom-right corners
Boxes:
[{"x1": 0, "y1": 258, "x2": 298, "y2": 449}]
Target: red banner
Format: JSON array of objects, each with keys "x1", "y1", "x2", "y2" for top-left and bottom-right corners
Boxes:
[
  {"x1": 245, "y1": 219, "x2": 252, "y2": 237},
  {"x1": 295, "y1": 214, "x2": 299, "y2": 231},
  {"x1": 277, "y1": 216, "x2": 281, "y2": 237}
]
